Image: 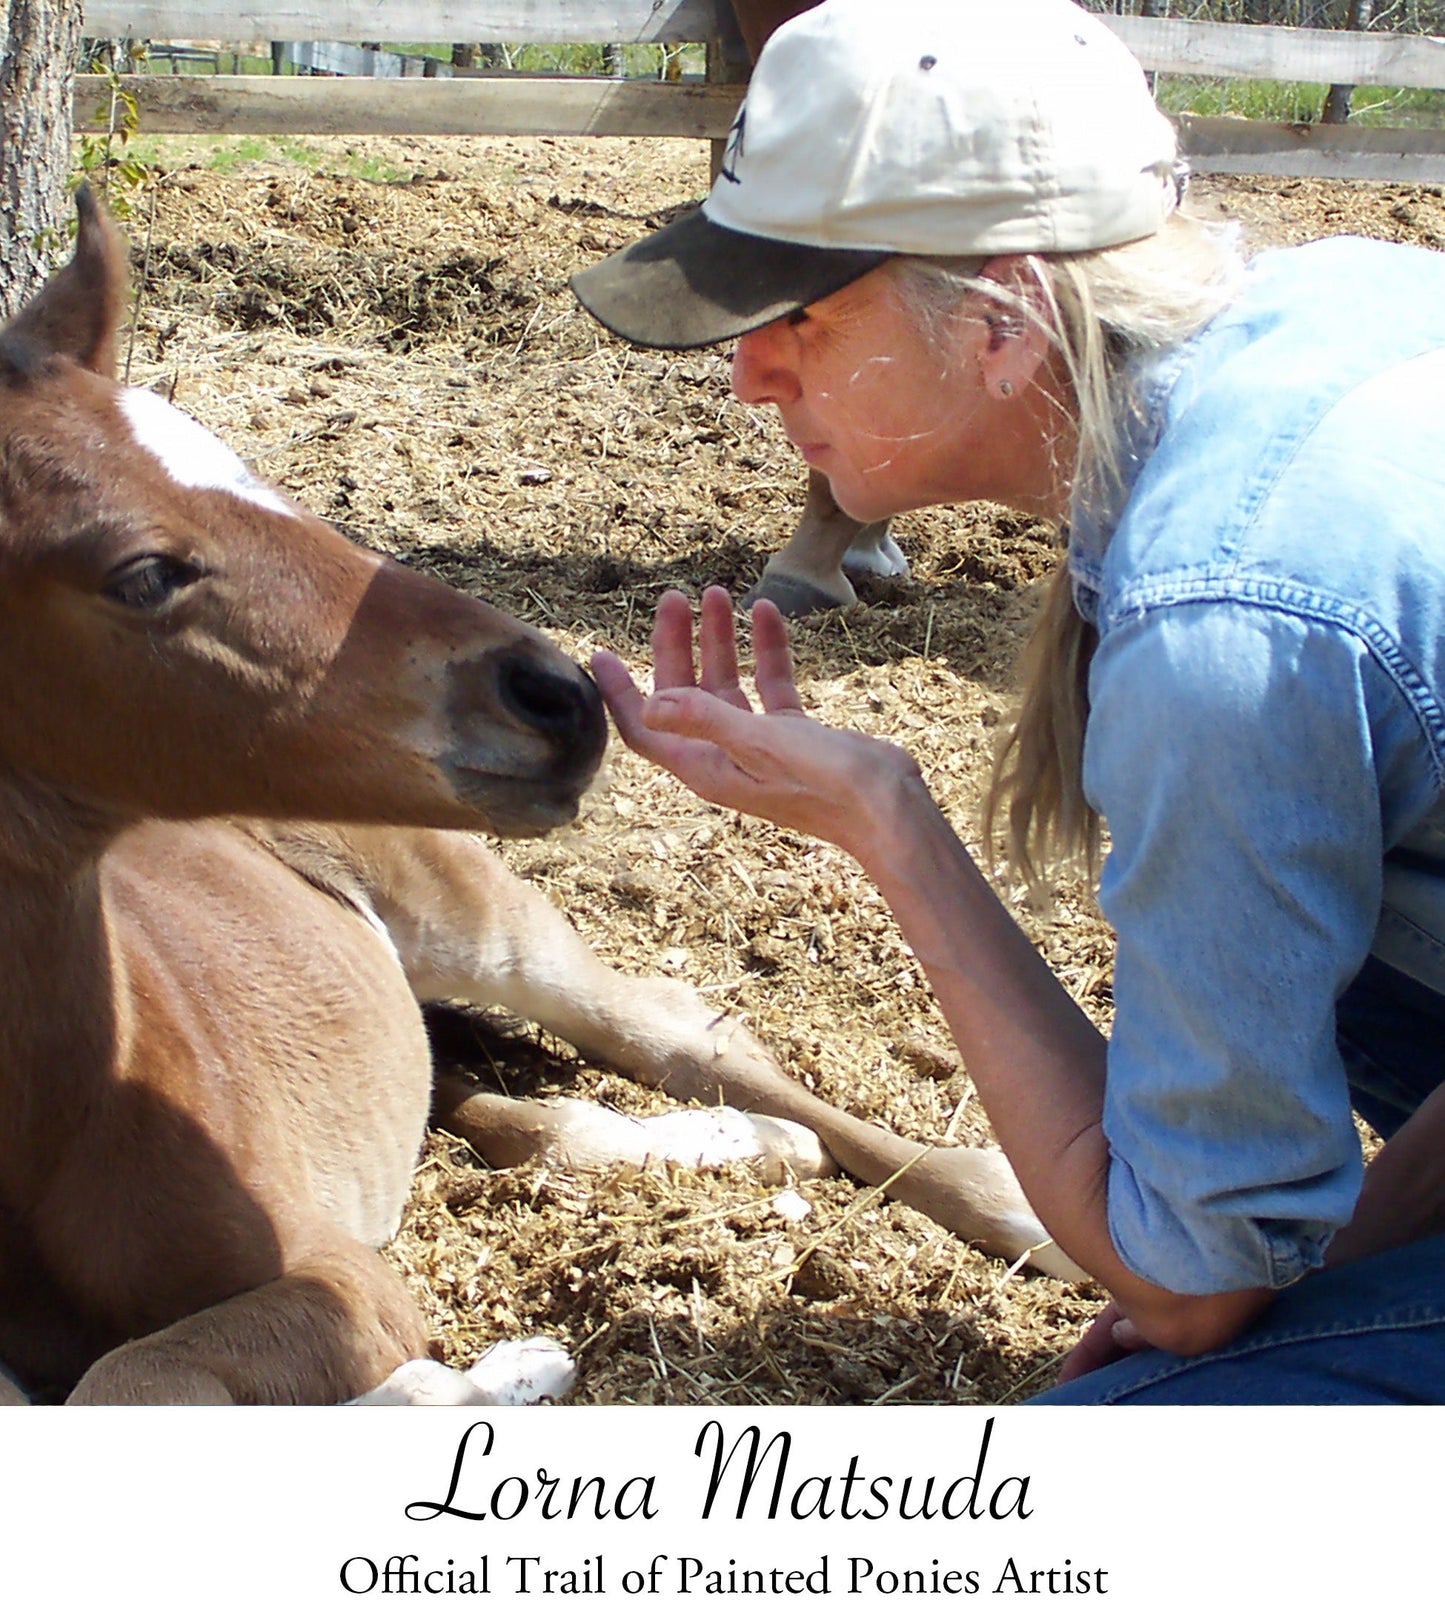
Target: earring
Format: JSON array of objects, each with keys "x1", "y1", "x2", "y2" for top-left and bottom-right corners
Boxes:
[{"x1": 998, "y1": 379, "x2": 1014, "y2": 397}]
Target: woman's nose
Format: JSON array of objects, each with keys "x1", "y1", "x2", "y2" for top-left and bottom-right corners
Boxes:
[{"x1": 731, "y1": 322, "x2": 800, "y2": 406}]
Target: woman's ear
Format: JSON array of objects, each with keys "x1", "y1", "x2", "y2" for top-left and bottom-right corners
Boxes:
[{"x1": 974, "y1": 256, "x2": 1053, "y2": 404}]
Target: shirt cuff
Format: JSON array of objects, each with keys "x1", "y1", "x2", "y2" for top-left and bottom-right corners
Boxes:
[{"x1": 1107, "y1": 1154, "x2": 1335, "y2": 1293}]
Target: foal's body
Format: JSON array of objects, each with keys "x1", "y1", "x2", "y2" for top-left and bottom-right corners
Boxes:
[
  {"x1": 0, "y1": 197, "x2": 607, "y2": 1402},
  {"x1": 0, "y1": 197, "x2": 1072, "y2": 1405}
]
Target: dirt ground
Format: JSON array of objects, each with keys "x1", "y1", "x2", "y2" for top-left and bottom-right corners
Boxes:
[{"x1": 112, "y1": 136, "x2": 1445, "y2": 1405}]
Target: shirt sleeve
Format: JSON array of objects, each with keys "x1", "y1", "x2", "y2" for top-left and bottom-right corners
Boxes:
[{"x1": 1085, "y1": 598, "x2": 1421, "y2": 1293}]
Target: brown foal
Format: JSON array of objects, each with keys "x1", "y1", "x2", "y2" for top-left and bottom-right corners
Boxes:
[{"x1": 0, "y1": 196, "x2": 1075, "y2": 1405}]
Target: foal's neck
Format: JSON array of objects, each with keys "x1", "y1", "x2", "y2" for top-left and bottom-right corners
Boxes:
[
  {"x1": 0, "y1": 769, "x2": 128, "y2": 883},
  {"x1": 0, "y1": 769, "x2": 127, "y2": 1197}
]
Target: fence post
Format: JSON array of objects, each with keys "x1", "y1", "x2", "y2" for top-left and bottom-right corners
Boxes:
[
  {"x1": 707, "y1": 2, "x2": 750, "y2": 184},
  {"x1": 1139, "y1": 0, "x2": 1167, "y2": 93},
  {"x1": 1322, "y1": 0, "x2": 1374, "y2": 125}
]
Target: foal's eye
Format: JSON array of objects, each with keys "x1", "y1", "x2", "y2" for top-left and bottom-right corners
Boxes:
[{"x1": 101, "y1": 553, "x2": 204, "y2": 610}]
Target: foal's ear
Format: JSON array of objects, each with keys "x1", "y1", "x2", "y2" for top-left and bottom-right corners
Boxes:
[{"x1": 0, "y1": 185, "x2": 126, "y2": 380}]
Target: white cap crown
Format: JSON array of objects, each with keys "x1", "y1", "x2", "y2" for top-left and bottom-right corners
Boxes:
[{"x1": 704, "y1": 0, "x2": 1179, "y2": 257}]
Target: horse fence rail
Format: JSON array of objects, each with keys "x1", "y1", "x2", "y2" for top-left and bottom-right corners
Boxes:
[{"x1": 77, "y1": 2, "x2": 1445, "y2": 182}]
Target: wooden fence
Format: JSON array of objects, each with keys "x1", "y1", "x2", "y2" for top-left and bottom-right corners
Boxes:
[{"x1": 75, "y1": 2, "x2": 1445, "y2": 182}]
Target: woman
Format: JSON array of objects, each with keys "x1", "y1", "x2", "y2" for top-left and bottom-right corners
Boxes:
[{"x1": 571, "y1": 0, "x2": 1445, "y2": 1402}]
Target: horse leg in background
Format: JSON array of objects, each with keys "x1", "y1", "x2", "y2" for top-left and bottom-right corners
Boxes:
[
  {"x1": 744, "y1": 468, "x2": 909, "y2": 616},
  {"x1": 725, "y1": 6, "x2": 907, "y2": 618},
  {"x1": 325, "y1": 825, "x2": 1083, "y2": 1281}
]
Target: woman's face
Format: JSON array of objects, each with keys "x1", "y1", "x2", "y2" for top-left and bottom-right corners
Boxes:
[{"x1": 730, "y1": 265, "x2": 1003, "y2": 525}]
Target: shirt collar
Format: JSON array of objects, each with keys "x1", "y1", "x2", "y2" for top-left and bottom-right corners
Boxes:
[{"x1": 1066, "y1": 336, "x2": 1198, "y2": 621}]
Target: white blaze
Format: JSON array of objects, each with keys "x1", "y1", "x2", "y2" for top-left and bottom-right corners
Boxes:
[{"x1": 118, "y1": 386, "x2": 296, "y2": 518}]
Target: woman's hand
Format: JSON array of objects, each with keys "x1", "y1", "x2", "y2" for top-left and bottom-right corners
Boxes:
[
  {"x1": 1055, "y1": 1299, "x2": 1150, "y2": 1383},
  {"x1": 591, "y1": 585, "x2": 917, "y2": 857}
]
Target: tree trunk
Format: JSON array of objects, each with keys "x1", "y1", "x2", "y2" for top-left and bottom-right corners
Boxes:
[
  {"x1": 1322, "y1": 0, "x2": 1373, "y2": 126},
  {"x1": 0, "y1": 0, "x2": 84, "y2": 319}
]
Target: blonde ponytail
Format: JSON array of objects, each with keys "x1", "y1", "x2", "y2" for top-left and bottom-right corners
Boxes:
[{"x1": 985, "y1": 560, "x2": 1099, "y2": 892}]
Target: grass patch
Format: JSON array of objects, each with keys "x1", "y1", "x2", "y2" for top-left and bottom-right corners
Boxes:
[
  {"x1": 198, "y1": 136, "x2": 277, "y2": 174},
  {"x1": 1158, "y1": 75, "x2": 1445, "y2": 128},
  {"x1": 79, "y1": 133, "x2": 413, "y2": 183}
]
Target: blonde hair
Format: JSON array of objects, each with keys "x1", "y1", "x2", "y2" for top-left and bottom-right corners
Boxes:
[{"x1": 887, "y1": 215, "x2": 1243, "y2": 889}]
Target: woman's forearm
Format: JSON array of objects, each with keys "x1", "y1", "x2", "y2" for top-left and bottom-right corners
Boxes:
[
  {"x1": 595, "y1": 594, "x2": 1271, "y2": 1354},
  {"x1": 851, "y1": 768, "x2": 1271, "y2": 1354}
]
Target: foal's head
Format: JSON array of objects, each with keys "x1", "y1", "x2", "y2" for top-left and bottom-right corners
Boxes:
[{"x1": 0, "y1": 189, "x2": 605, "y2": 838}]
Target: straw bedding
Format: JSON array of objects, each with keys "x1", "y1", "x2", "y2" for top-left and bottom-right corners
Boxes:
[{"x1": 117, "y1": 135, "x2": 1444, "y2": 1403}]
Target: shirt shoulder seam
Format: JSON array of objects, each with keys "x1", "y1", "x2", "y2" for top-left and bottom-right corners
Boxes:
[{"x1": 1098, "y1": 580, "x2": 1445, "y2": 793}]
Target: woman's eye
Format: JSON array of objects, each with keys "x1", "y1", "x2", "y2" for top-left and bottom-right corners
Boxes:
[{"x1": 101, "y1": 553, "x2": 204, "y2": 610}]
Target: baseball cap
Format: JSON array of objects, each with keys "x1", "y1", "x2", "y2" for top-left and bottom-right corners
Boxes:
[{"x1": 570, "y1": 0, "x2": 1180, "y2": 349}]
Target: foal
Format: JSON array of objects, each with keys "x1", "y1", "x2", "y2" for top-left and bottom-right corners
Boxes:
[{"x1": 0, "y1": 196, "x2": 1074, "y2": 1405}]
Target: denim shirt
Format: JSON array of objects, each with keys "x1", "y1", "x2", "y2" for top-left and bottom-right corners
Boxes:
[{"x1": 1068, "y1": 237, "x2": 1445, "y2": 1295}]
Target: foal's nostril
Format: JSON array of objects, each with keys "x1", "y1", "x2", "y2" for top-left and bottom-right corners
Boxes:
[{"x1": 497, "y1": 652, "x2": 606, "y2": 756}]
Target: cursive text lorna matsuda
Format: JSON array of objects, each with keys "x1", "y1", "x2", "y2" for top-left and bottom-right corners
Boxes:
[{"x1": 405, "y1": 1417, "x2": 1031, "y2": 1524}]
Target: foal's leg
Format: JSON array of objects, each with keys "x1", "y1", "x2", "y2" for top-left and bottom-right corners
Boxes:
[
  {"x1": 342, "y1": 828, "x2": 1083, "y2": 1280},
  {"x1": 66, "y1": 1240, "x2": 427, "y2": 1405},
  {"x1": 429, "y1": 1074, "x2": 832, "y2": 1182}
]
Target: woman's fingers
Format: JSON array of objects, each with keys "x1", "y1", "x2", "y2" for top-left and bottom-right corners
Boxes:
[
  {"x1": 750, "y1": 598, "x2": 806, "y2": 716},
  {"x1": 651, "y1": 585, "x2": 773, "y2": 713},
  {"x1": 635, "y1": 686, "x2": 779, "y2": 808},
  {"x1": 593, "y1": 651, "x2": 726, "y2": 787},
  {"x1": 697, "y1": 585, "x2": 750, "y2": 708},
  {"x1": 596, "y1": 598, "x2": 914, "y2": 850},
  {"x1": 1055, "y1": 1300, "x2": 1150, "y2": 1383},
  {"x1": 643, "y1": 684, "x2": 764, "y2": 761},
  {"x1": 595, "y1": 586, "x2": 810, "y2": 806},
  {"x1": 650, "y1": 588, "x2": 699, "y2": 691}
]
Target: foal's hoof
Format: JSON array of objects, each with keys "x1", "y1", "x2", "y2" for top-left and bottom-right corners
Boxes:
[
  {"x1": 465, "y1": 1337, "x2": 577, "y2": 1404},
  {"x1": 350, "y1": 1338, "x2": 576, "y2": 1406}
]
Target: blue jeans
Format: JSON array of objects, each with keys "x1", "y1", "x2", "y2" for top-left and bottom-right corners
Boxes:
[
  {"x1": 1033, "y1": 1231, "x2": 1445, "y2": 1404},
  {"x1": 1036, "y1": 956, "x2": 1445, "y2": 1405},
  {"x1": 1336, "y1": 954, "x2": 1445, "y2": 1140}
]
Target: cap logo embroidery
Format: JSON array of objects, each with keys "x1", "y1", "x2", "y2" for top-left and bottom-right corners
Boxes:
[{"x1": 720, "y1": 108, "x2": 748, "y2": 185}]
